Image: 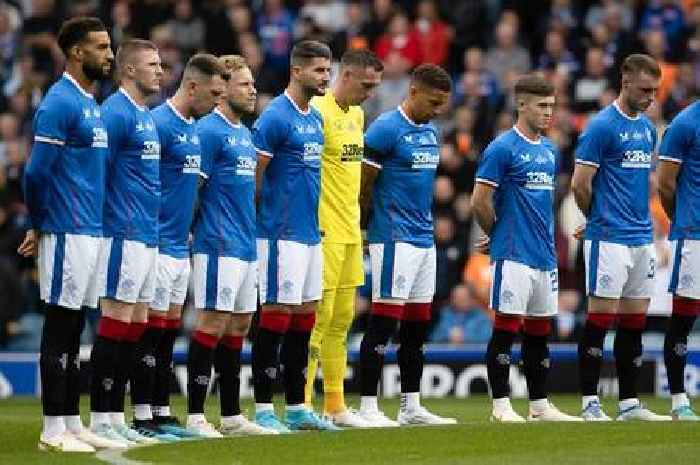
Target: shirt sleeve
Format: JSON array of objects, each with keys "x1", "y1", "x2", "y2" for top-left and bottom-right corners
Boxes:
[
  {"x1": 363, "y1": 117, "x2": 394, "y2": 169},
  {"x1": 658, "y1": 118, "x2": 689, "y2": 164},
  {"x1": 475, "y1": 142, "x2": 509, "y2": 187},
  {"x1": 252, "y1": 110, "x2": 285, "y2": 158},
  {"x1": 33, "y1": 97, "x2": 71, "y2": 146},
  {"x1": 575, "y1": 119, "x2": 608, "y2": 168}
]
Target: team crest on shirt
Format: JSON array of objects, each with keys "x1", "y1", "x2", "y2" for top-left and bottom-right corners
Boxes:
[
  {"x1": 619, "y1": 132, "x2": 630, "y2": 143},
  {"x1": 282, "y1": 279, "x2": 294, "y2": 295},
  {"x1": 520, "y1": 153, "x2": 531, "y2": 162},
  {"x1": 83, "y1": 107, "x2": 100, "y2": 119},
  {"x1": 176, "y1": 133, "x2": 188, "y2": 143},
  {"x1": 219, "y1": 287, "x2": 233, "y2": 307},
  {"x1": 680, "y1": 274, "x2": 694, "y2": 290},
  {"x1": 501, "y1": 289, "x2": 514, "y2": 304},
  {"x1": 394, "y1": 274, "x2": 406, "y2": 291},
  {"x1": 599, "y1": 274, "x2": 613, "y2": 289},
  {"x1": 191, "y1": 135, "x2": 200, "y2": 145}
]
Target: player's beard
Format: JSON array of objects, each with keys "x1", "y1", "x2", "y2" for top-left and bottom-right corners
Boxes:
[
  {"x1": 83, "y1": 59, "x2": 111, "y2": 82},
  {"x1": 227, "y1": 99, "x2": 251, "y2": 117}
]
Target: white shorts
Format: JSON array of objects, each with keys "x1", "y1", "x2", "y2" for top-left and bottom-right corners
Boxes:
[
  {"x1": 193, "y1": 254, "x2": 257, "y2": 313},
  {"x1": 490, "y1": 260, "x2": 558, "y2": 317},
  {"x1": 584, "y1": 240, "x2": 656, "y2": 299},
  {"x1": 38, "y1": 233, "x2": 104, "y2": 310},
  {"x1": 369, "y1": 242, "x2": 435, "y2": 302},
  {"x1": 150, "y1": 253, "x2": 191, "y2": 312},
  {"x1": 101, "y1": 238, "x2": 158, "y2": 304},
  {"x1": 669, "y1": 239, "x2": 700, "y2": 299},
  {"x1": 257, "y1": 239, "x2": 322, "y2": 305}
]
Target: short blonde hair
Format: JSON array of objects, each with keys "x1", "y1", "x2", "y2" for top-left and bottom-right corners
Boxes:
[{"x1": 218, "y1": 55, "x2": 248, "y2": 74}]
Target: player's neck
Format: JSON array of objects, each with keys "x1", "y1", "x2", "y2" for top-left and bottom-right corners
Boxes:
[
  {"x1": 332, "y1": 84, "x2": 351, "y2": 112},
  {"x1": 400, "y1": 101, "x2": 423, "y2": 125},
  {"x1": 285, "y1": 84, "x2": 311, "y2": 112},
  {"x1": 615, "y1": 97, "x2": 639, "y2": 119},
  {"x1": 218, "y1": 103, "x2": 242, "y2": 125},
  {"x1": 64, "y1": 63, "x2": 95, "y2": 95},
  {"x1": 120, "y1": 82, "x2": 147, "y2": 107},
  {"x1": 514, "y1": 120, "x2": 541, "y2": 143},
  {"x1": 170, "y1": 92, "x2": 194, "y2": 120}
]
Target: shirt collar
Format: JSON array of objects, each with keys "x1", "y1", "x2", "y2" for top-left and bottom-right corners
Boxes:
[
  {"x1": 62, "y1": 72, "x2": 94, "y2": 99},
  {"x1": 284, "y1": 90, "x2": 311, "y2": 115},
  {"x1": 119, "y1": 87, "x2": 146, "y2": 111},
  {"x1": 166, "y1": 99, "x2": 194, "y2": 124},
  {"x1": 215, "y1": 108, "x2": 241, "y2": 128}
]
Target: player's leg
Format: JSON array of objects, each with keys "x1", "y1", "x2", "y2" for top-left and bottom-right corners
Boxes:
[
  {"x1": 578, "y1": 240, "x2": 621, "y2": 420},
  {"x1": 282, "y1": 242, "x2": 340, "y2": 431},
  {"x1": 396, "y1": 245, "x2": 455, "y2": 425},
  {"x1": 305, "y1": 242, "x2": 341, "y2": 408},
  {"x1": 150, "y1": 256, "x2": 192, "y2": 438},
  {"x1": 358, "y1": 243, "x2": 402, "y2": 427},
  {"x1": 486, "y1": 260, "x2": 526, "y2": 422},
  {"x1": 252, "y1": 239, "x2": 293, "y2": 431},
  {"x1": 523, "y1": 269, "x2": 581, "y2": 422},
  {"x1": 615, "y1": 244, "x2": 669, "y2": 421},
  {"x1": 665, "y1": 239, "x2": 700, "y2": 420},
  {"x1": 319, "y1": 243, "x2": 367, "y2": 427},
  {"x1": 216, "y1": 259, "x2": 276, "y2": 435}
]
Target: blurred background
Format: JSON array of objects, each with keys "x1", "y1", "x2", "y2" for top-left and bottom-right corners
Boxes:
[{"x1": 0, "y1": 0, "x2": 698, "y2": 353}]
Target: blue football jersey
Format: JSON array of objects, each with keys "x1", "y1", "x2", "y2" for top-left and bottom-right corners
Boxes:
[
  {"x1": 476, "y1": 127, "x2": 559, "y2": 270},
  {"x1": 658, "y1": 101, "x2": 700, "y2": 241},
  {"x1": 25, "y1": 73, "x2": 108, "y2": 235},
  {"x1": 152, "y1": 100, "x2": 202, "y2": 258},
  {"x1": 252, "y1": 92, "x2": 323, "y2": 244},
  {"x1": 193, "y1": 110, "x2": 257, "y2": 260},
  {"x1": 575, "y1": 102, "x2": 656, "y2": 245},
  {"x1": 364, "y1": 106, "x2": 440, "y2": 247},
  {"x1": 101, "y1": 89, "x2": 160, "y2": 246}
]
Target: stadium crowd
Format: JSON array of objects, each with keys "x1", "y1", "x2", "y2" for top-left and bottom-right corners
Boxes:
[{"x1": 0, "y1": 0, "x2": 699, "y2": 349}]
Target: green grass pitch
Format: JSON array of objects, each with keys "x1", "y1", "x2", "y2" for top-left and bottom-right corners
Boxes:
[{"x1": 1, "y1": 395, "x2": 698, "y2": 465}]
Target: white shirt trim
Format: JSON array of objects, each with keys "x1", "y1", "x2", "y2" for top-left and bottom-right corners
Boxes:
[
  {"x1": 34, "y1": 135, "x2": 65, "y2": 146},
  {"x1": 284, "y1": 90, "x2": 311, "y2": 115},
  {"x1": 658, "y1": 155, "x2": 683, "y2": 164},
  {"x1": 166, "y1": 99, "x2": 194, "y2": 124},
  {"x1": 512, "y1": 125, "x2": 542, "y2": 145},
  {"x1": 613, "y1": 100, "x2": 640, "y2": 121},
  {"x1": 62, "y1": 72, "x2": 94, "y2": 99},
  {"x1": 397, "y1": 105, "x2": 424, "y2": 127},
  {"x1": 255, "y1": 146, "x2": 273, "y2": 158},
  {"x1": 119, "y1": 88, "x2": 147, "y2": 111},
  {"x1": 214, "y1": 109, "x2": 242, "y2": 128},
  {"x1": 575, "y1": 159, "x2": 600, "y2": 168},
  {"x1": 475, "y1": 177, "x2": 499, "y2": 188},
  {"x1": 362, "y1": 158, "x2": 382, "y2": 169}
]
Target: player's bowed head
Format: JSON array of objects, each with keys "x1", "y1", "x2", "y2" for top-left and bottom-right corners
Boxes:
[
  {"x1": 115, "y1": 39, "x2": 163, "y2": 103},
  {"x1": 175, "y1": 53, "x2": 228, "y2": 119},
  {"x1": 335, "y1": 49, "x2": 384, "y2": 108},
  {"x1": 618, "y1": 53, "x2": 661, "y2": 117},
  {"x1": 403, "y1": 64, "x2": 452, "y2": 124}
]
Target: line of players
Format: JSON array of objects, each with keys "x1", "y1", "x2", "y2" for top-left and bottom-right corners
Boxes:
[
  {"x1": 22, "y1": 15, "x2": 700, "y2": 454},
  {"x1": 23, "y1": 17, "x2": 458, "y2": 452}
]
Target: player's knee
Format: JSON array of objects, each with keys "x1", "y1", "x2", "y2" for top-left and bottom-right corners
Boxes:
[
  {"x1": 226, "y1": 313, "x2": 253, "y2": 336},
  {"x1": 196, "y1": 311, "x2": 229, "y2": 336}
]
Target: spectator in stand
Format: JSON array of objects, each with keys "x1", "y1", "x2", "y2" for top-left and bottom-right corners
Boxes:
[
  {"x1": 22, "y1": 0, "x2": 62, "y2": 77},
  {"x1": 538, "y1": 29, "x2": 579, "y2": 75},
  {"x1": 330, "y1": 1, "x2": 370, "y2": 57},
  {"x1": 0, "y1": 3, "x2": 19, "y2": 93},
  {"x1": 434, "y1": 215, "x2": 468, "y2": 303},
  {"x1": 663, "y1": 62, "x2": 697, "y2": 120},
  {"x1": 413, "y1": 0, "x2": 451, "y2": 66},
  {"x1": 374, "y1": 10, "x2": 422, "y2": 70},
  {"x1": 431, "y1": 283, "x2": 492, "y2": 345},
  {"x1": 363, "y1": 0, "x2": 394, "y2": 49},
  {"x1": 572, "y1": 47, "x2": 610, "y2": 114},
  {"x1": 486, "y1": 19, "x2": 531, "y2": 88},
  {"x1": 586, "y1": 23, "x2": 618, "y2": 71},
  {"x1": 300, "y1": 0, "x2": 348, "y2": 35},
  {"x1": 643, "y1": 28, "x2": 678, "y2": 105},
  {"x1": 585, "y1": 0, "x2": 634, "y2": 34},
  {"x1": 168, "y1": 0, "x2": 206, "y2": 57},
  {"x1": 256, "y1": 0, "x2": 295, "y2": 91},
  {"x1": 640, "y1": 0, "x2": 687, "y2": 60}
]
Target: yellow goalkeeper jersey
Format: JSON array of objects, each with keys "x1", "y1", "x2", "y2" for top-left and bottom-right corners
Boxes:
[{"x1": 312, "y1": 91, "x2": 364, "y2": 244}]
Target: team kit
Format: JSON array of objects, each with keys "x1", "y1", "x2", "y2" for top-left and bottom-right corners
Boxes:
[{"x1": 20, "y1": 17, "x2": 699, "y2": 453}]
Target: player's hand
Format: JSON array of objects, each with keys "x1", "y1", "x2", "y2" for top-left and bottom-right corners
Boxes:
[
  {"x1": 474, "y1": 235, "x2": 490, "y2": 254},
  {"x1": 573, "y1": 224, "x2": 586, "y2": 240},
  {"x1": 17, "y1": 229, "x2": 38, "y2": 257}
]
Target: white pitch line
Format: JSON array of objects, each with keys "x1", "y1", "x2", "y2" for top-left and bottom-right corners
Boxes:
[{"x1": 95, "y1": 447, "x2": 153, "y2": 465}]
